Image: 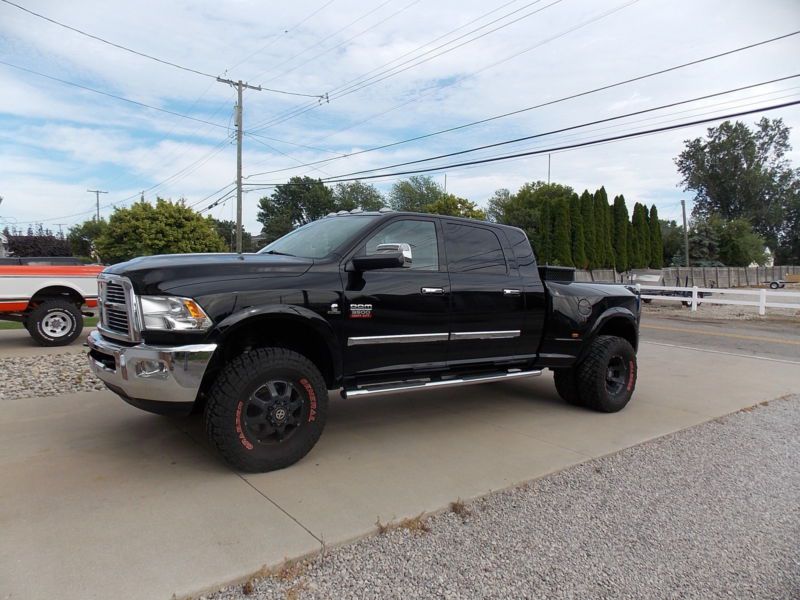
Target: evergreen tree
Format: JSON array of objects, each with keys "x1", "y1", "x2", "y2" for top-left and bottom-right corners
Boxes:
[
  {"x1": 612, "y1": 195, "x2": 629, "y2": 271},
  {"x1": 640, "y1": 203, "x2": 652, "y2": 267},
  {"x1": 552, "y1": 198, "x2": 573, "y2": 266},
  {"x1": 606, "y1": 202, "x2": 615, "y2": 267},
  {"x1": 632, "y1": 203, "x2": 651, "y2": 269},
  {"x1": 536, "y1": 200, "x2": 552, "y2": 264},
  {"x1": 593, "y1": 187, "x2": 611, "y2": 268},
  {"x1": 649, "y1": 205, "x2": 664, "y2": 268},
  {"x1": 580, "y1": 190, "x2": 596, "y2": 268},
  {"x1": 569, "y1": 193, "x2": 587, "y2": 268},
  {"x1": 626, "y1": 220, "x2": 635, "y2": 272}
]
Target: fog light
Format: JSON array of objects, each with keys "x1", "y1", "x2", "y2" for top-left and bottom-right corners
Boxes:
[{"x1": 135, "y1": 359, "x2": 168, "y2": 379}]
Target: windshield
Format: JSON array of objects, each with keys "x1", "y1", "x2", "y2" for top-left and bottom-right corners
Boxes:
[{"x1": 258, "y1": 215, "x2": 380, "y2": 259}]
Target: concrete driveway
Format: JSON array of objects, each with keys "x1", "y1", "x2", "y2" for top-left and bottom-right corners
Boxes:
[{"x1": 1, "y1": 342, "x2": 798, "y2": 600}]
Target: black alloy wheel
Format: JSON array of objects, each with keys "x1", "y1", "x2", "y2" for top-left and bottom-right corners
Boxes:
[
  {"x1": 242, "y1": 379, "x2": 307, "y2": 445},
  {"x1": 604, "y1": 355, "x2": 629, "y2": 396}
]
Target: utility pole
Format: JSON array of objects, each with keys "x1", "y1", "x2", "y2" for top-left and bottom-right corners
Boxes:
[
  {"x1": 681, "y1": 199, "x2": 690, "y2": 268},
  {"x1": 547, "y1": 154, "x2": 551, "y2": 184},
  {"x1": 87, "y1": 189, "x2": 107, "y2": 221},
  {"x1": 216, "y1": 78, "x2": 262, "y2": 253},
  {"x1": 443, "y1": 173, "x2": 447, "y2": 194}
]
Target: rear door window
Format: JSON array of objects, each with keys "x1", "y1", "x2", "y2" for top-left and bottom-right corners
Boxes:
[{"x1": 444, "y1": 223, "x2": 507, "y2": 274}]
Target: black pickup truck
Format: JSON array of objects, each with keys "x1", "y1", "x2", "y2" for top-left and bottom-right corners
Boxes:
[{"x1": 87, "y1": 210, "x2": 640, "y2": 472}]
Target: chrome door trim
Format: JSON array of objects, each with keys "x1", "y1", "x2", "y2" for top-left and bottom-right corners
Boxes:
[
  {"x1": 348, "y1": 332, "x2": 449, "y2": 346},
  {"x1": 450, "y1": 330, "x2": 521, "y2": 340}
]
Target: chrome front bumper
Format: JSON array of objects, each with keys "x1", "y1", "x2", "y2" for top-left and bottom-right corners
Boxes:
[{"x1": 87, "y1": 330, "x2": 217, "y2": 406}]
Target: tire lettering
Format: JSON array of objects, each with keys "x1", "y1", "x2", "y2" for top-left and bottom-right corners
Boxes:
[
  {"x1": 627, "y1": 360, "x2": 635, "y2": 392},
  {"x1": 300, "y1": 378, "x2": 317, "y2": 422},
  {"x1": 235, "y1": 401, "x2": 254, "y2": 450}
]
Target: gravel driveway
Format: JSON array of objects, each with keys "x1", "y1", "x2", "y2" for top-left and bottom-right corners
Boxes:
[
  {"x1": 0, "y1": 353, "x2": 103, "y2": 400},
  {"x1": 208, "y1": 396, "x2": 799, "y2": 600}
]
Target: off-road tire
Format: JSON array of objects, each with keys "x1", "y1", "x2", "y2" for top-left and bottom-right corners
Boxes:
[
  {"x1": 575, "y1": 335, "x2": 637, "y2": 413},
  {"x1": 553, "y1": 369, "x2": 583, "y2": 406},
  {"x1": 27, "y1": 299, "x2": 82, "y2": 346},
  {"x1": 204, "y1": 347, "x2": 328, "y2": 472}
]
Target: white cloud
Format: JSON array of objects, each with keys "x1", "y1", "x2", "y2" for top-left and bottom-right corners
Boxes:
[{"x1": 1, "y1": 0, "x2": 799, "y2": 234}]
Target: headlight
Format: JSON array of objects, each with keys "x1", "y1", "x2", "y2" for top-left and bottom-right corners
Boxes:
[{"x1": 138, "y1": 296, "x2": 212, "y2": 331}]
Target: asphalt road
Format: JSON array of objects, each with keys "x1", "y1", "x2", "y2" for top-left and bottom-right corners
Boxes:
[{"x1": 640, "y1": 313, "x2": 800, "y2": 363}]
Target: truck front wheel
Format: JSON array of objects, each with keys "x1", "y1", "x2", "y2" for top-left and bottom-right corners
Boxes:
[
  {"x1": 575, "y1": 335, "x2": 637, "y2": 413},
  {"x1": 204, "y1": 347, "x2": 328, "y2": 472},
  {"x1": 27, "y1": 299, "x2": 83, "y2": 346}
]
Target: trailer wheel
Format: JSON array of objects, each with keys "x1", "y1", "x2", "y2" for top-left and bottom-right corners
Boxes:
[
  {"x1": 575, "y1": 335, "x2": 637, "y2": 413},
  {"x1": 27, "y1": 300, "x2": 83, "y2": 346},
  {"x1": 770, "y1": 281, "x2": 780, "y2": 289}
]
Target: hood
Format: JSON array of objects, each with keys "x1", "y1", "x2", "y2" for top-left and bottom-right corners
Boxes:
[{"x1": 104, "y1": 253, "x2": 313, "y2": 294}]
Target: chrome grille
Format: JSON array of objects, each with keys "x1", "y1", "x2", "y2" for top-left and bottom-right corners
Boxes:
[{"x1": 98, "y1": 276, "x2": 138, "y2": 342}]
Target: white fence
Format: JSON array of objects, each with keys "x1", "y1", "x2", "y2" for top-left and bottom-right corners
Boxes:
[{"x1": 635, "y1": 285, "x2": 800, "y2": 316}]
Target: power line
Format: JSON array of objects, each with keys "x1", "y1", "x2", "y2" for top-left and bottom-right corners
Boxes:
[
  {"x1": 0, "y1": 59, "x2": 231, "y2": 129},
  {"x1": 251, "y1": 0, "x2": 395, "y2": 82},
  {"x1": 312, "y1": 100, "x2": 800, "y2": 183},
  {"x1": 248, "y1": 0, "x2": 638, "y2": 134},
  {"x1": 0, "y1": 0, "x2": 325, "y2": 98},
  {"x1": 314, "y1": 74, "x2": 800, "y2": 179},
  {"x1": 244, "y1": 30, "x2": 800, "y2": 178},
  {"x1": 228, "y1": 0, "x2": 338, "y2": 73},
  {"x1": 246, "y1": 0, "x2": 545, "y2": 131},
  {"x1": 258, "y1": 0, "x2": 423, "y2": 86}
]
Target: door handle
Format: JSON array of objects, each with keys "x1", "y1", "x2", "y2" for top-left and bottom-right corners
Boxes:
[
  {"x1": 503, "y1": 288, "x2": 521, "y2": 296},
  {"x1": 421, "y1": 287, "x2": 445, "y2": 295}
]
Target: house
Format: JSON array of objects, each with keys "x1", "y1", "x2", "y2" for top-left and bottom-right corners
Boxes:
[{"x1": 0, "y1": 231, "x2": 8, "y2": 257}]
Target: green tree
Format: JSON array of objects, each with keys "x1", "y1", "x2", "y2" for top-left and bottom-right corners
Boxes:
[
  {"x1": 257, "y1": 176, "x2": 335, "y2": 243},
  {"x1": 687, "y1": 219, "x2": 720, "y2": 264},
  {"x1": 716, "y1": 218, "x2": 767, "y2": 266},
  {"x1": 552, "y1": 198, "x2": 573, "y2": 266},
  {"x1": 569, "y1": 193, "x2": 587, "y2": 268},
  {"x1": 486, "y1": 188, "x2": 512, "y2": 223},
  {"x1": 208, "y1": 218, "x2": 254, "y2": 252},
  {"x1": 660, "y1": 219, "x2": 684, "y2": 266},
  {"x1": 423, "y1": 194, "x2": 486, "y2": 219},
  {"x1": 611, "y1": 195, "x2": 629, "y2": 271},
  {"x1": 675, "y1": 117, "x2": 800, "y2": 258},
  {"x1": 593, "y1": 187, "x2": 612, "y2": 268},
  {"x1": 630, "y1": 203, "x2": 650, "y2": 269},
  {"x1": 536, "y1": 200, "x2": 552, "y2": 264},
  {"x1": 388, "y1": 176, "x2": 444, "y2": 211},
  {"x1": 68, "y1": 218, "x2": 109, "y2": 258},
  {"x1": 579, "y1": 190, "x2": 597, "y2": 268},
  {"x1": 331, "y1": 181, "x2": 386, "y2": 211},
  {"x1": 648, "y1": 205, "x2": 663, "y2": 268},
  {"x1": 95, "y1": 198, "x2": 226, "y2": 263}
]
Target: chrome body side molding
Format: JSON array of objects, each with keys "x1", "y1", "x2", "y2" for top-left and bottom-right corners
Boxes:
[
  {"x1": 450, "y1": 330, "x2": 520, "y2": 340},
  {"x1": 347, "y1": 332, "x2": 449, "y2": 346}
]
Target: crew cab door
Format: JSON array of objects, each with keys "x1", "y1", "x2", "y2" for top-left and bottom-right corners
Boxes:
[
  {"x1": 444, "y1": 222, "x2": 528, "y2": 364},
  {"x1": 340, "y1": 217, "x2": 450, "y2": 375}
]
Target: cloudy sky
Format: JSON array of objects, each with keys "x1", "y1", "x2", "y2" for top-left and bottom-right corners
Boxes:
[{"x1": 1, "y1": 0, "x2": 799, "y2": 236}]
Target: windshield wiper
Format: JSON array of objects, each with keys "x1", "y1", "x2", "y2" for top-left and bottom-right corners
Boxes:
[{"x1": 262, "y1": 250, "x2": 295, "y2": 257}]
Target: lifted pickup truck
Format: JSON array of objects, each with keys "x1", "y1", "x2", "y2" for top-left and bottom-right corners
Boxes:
[{"x1": 87, "y1": 211, "x2": 640, "y2": 472}]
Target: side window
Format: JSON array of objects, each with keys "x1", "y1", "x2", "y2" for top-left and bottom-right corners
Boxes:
[
  {"x1": 445, "y1": 223, "x2": 507, "y2": 274},
  {"x1": 363, "y1": 220, "x2": 439, "y2": 271},
  {"x1": 505, "y1": 228, "x2": 538, "y2": 277}
]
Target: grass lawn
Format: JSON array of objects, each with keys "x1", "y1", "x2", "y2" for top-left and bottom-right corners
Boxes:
[{"x1": 0, "y1": 316, "x2": 99, "y2": 330}]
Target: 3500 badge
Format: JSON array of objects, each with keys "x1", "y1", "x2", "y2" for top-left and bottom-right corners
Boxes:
[{"x1": 349, "y1": 303, "x2": 373, "y2": 319}]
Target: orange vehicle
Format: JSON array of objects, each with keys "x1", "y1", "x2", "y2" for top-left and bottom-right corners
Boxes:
[{"x1": 0, "y1": 259, "x2": 104, "y2": 346}]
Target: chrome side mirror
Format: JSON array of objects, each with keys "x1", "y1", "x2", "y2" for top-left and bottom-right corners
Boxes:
[{"x1": 375, "y1": 242, "x2": 412, "y2": 267}]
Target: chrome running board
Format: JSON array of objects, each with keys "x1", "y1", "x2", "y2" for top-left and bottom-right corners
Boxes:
[{"x1": 343, "y1": 368, "x2": 542, "y2": 399}]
